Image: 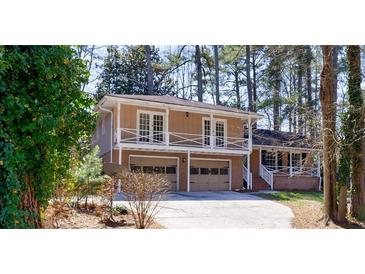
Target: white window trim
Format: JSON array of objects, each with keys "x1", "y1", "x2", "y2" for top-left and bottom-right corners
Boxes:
[
  {"x1": 136, "y1": 110, "x2": 166, "y2": 143},
  {"x1": 202, "y1": 117, "x2": 227, "y2": 148}
]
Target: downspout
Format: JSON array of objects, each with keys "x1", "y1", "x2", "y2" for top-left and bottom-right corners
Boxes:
[{"x1": 98, "y1": 104, "x2": 114, "y2": 163}]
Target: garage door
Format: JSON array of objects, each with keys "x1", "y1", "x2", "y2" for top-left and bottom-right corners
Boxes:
[
  {"x1": 190, "y1": 159, "x2": 230, "y2": 191},
  {"x1": 129, "y1": 156, "x2": 178, "y2": 191}
]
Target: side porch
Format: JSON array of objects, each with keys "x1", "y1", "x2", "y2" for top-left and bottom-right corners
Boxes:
[{"x1": 244, "y1": 146, "x2": 321, "y2": 191}]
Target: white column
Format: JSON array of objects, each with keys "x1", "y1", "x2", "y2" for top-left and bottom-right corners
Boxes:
[
  {"x1": 117, "y1": 103, "x2": 121, "y2": 143},
  {"x1": 248, "y1": 117, "x2": 252, "y2": 152},
  {"x1": 317, "y1": 153, "x2": 321, "y2": 177},
  {"x1": 210, "y1": 112, "x2": 214, "y2": 149},
  {"x1": 117, "y1": 146, "x2": 122, "y2": 193},
  {"x1": 165, "y1": 108, "x2": 170, "y2": 145},
  {"x1": 289, "y1": 150, "x2": 293, "y2": 177},
  {"x1": 247, "y1": 153, "x2": 251, "y2": 190},
  {"x1": 187, "y1": 150, "x2": 191, "y2": 192}
]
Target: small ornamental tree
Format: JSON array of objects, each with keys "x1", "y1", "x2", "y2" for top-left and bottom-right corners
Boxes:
[
  {"x1": 0, "y1": 46, "x2": 96, "y2": 228},
  {"x1": 75, "y1": 146, "x2": 105, "y2": 209}
]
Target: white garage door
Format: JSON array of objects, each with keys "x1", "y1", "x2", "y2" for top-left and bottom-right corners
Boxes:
[
  {"x1": 130, "y1": 156, "x2": 178, "y2": 191},
  {"x1": 190, "y1": 159, "x2": 230, "y2": 191}
]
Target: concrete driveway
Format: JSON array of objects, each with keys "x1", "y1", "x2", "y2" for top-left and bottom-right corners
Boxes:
[{"x1": 116, "y1": 191, "x2": 293, "y2": 228}]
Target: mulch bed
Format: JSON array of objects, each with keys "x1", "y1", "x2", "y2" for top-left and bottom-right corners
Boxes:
[{"x1": 43, "y1": 204, "x2": 163, "y2": 229}]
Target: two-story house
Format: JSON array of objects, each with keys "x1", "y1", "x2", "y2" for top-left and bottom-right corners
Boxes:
[{"x1": 93, "y1": 95, "x2": 321, "y2": 192}]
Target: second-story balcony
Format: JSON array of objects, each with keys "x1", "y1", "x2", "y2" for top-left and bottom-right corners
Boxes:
[{"x1": 115, "y1": 128, "x2": 250, "y2": 153}]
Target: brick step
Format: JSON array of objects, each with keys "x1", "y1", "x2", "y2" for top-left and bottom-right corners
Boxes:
[{"x1": 252, "y1": 176, "x2": 271, "y2": 191}]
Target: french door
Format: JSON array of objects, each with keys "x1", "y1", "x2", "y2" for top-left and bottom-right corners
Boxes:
[
  {"x1": 203, "y1": 118, "x2": 226, "y2": 147},
  {"x1": 138, "y1": 112, "x2": 164, "y2": 143}
]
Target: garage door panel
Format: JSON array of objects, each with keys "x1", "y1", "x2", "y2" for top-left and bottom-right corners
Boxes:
[
  {"x1": 190, "y1": 159, "x2": 229, "y2": 192},
  {"x1": 130, "y1": 156, "x2": 178, "y2": 192}
]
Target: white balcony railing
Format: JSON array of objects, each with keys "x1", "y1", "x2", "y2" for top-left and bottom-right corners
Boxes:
[{"x1": 116, "y1": 128, "x2": 249, "y2": 151}]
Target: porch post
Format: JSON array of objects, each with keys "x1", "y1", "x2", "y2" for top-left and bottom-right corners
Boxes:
[
  {"x1": 247, "y1": 153, "x2": 251, "y2": 190},
  {"x1": 117, "y1": 146, "x2": 122, "y2": 193},
  {"x1": 248, "y1": 117, "x2": 252, "y2": 152},
  {"x1": 317, "y1": 152, "x2": 321, "y2": 177},
  {"x1": 117, "y1": 103, "x2": 121, "y2": 143},
  {"x1": 210, "y1": 112, "x2": 214, "y2": 149},
  {"x1": 187, "y1": 150, "x2": 191, "y2": 192},
  {"x1": 165, "y1": 107, "x2": 170, "y2": 145},
  {"x1": 289, "y1": 150, "x2": 293, "y2": 177}
]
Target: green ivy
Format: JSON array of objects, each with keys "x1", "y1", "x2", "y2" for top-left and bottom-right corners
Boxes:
[{"x1": 0, "y1": 46, "x2": 97, "y2": 228}]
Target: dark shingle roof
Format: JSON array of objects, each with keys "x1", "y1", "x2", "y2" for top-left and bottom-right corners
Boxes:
[
  {"x1": 105, "y1": 94, "x2": 262, "y2": 117},
  {"x1": 250, "y1": 129, "x2": 314, "y2": 149}
]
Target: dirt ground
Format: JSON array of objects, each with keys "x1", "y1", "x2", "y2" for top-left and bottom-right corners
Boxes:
[
  {"x1": 43, "y1": 204, "x2": 163, "y2": 229},
  {"x1": 255, "y1": 192, "x2": 365, "y2": 229}
]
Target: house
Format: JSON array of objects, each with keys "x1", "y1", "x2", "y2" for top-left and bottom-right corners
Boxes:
[{"x1": 92, "y1": 95, "x2": 321, "y2": 192}]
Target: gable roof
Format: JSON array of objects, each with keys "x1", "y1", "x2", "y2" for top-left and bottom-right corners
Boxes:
[
  {"x1": 101, "y1": 94, "x2": 263, "y2": 118},
  {"x1": 250, "y1": 129, "x2": 315, "y2": 149}
]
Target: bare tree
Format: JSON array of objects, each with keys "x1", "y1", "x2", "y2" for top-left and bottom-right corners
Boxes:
[
  {"x1": 195, "y1": 45, "x2": 203, "y2": 102},
  {"x1": 213, "y1": 45, "x2": 220, "y2": 105},
  {"x1": 121, "y1": 172, "x2": 170, "y2": 229},
  {"x1": 320, "y1": 45, "x2": 338, "y2": 222},
  {"x1": 145, "y1": 45, "x2": 154, "y2": 95}
]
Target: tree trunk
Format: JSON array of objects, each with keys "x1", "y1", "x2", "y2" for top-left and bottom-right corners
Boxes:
[
  {"x1": 347, "y1": 45, "x2": 365, "y2": 220},
  {"x1": 305, "y1": 46, "x2": 314, "y2": 137},
  {"x1": 22, "y1": 176, "x2": 42, "y2": 228},
  {"x1": 273, "y1": 78, "x2": 281, "y2": 131},
  {"x1": 246, "y1": 45, "x2": 253, "y2": 111},
  {"x1": 234, "y1": 68, "x2": 240, "y2": 109},
  {"x1": 252, "y1": 52, "x2": 257, "y2": 112},
  {"x1": 320, "y1": 45, "x2": 338, "y2": 222},
  {"x1": 297, "y1": 64, "x2": 303, "y2": 135},
  {"x1": 213, "y1": 45, "x2": 220, "y2": 105},
  {"x1": 195, "y1": 45, "x2": 203, "y2": 102},
  {"x1": 144, "y1": 45, "x2": 154, "y2": 95}
]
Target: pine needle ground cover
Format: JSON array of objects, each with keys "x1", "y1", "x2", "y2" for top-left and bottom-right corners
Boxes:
[{"x1": 255, "y1": 191, "x2": 364, "y2": 229}]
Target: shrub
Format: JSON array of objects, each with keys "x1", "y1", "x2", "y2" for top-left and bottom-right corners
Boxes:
[{"x1": 120, "y1": 171, "x2": 169, "y2": 229}]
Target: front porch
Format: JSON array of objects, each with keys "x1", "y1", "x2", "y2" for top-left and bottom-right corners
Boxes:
[{"x1": 244, "y1": 146, "x2": 321, "y2": 191}]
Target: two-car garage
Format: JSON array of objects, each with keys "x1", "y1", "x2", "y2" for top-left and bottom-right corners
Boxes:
[{"x1": 129, "y1": 154, "x2": 231, "y2": 192}]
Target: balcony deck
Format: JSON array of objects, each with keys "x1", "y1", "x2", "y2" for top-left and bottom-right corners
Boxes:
[{"x1": 115, "y1": 128, "x2": 250, "y2": 155}]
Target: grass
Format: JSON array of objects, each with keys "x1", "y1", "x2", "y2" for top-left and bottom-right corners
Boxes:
[{"x1": 261, "y1": 191, "x2": 323, "y2": 204}]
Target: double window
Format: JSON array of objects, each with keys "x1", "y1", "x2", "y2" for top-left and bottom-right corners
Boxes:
[{"x1": 138, "y1": 111, "x2": 165, "y2": 143}]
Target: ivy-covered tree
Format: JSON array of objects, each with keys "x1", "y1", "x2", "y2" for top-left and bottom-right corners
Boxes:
[
  {"x1": 95, "y1": 46, "x2": 174, "y2": 100},
  {"x1": 0, "y1": 46, "x2": 96, "y2": 228}
]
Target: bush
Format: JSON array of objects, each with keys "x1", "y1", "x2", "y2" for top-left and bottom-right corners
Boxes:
[{"x1": 119, "y1": 171, "x2": 170, "y2": 229}]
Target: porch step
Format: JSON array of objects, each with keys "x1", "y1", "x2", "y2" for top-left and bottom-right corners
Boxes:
[{"x1": 252, "y1": 176, "x2": 272, "y2": 191}]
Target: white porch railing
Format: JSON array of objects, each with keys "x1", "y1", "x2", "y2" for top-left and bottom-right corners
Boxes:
[
  {"x1": 116, "y1": 128, "x2": 250, "y2": 151},
  {"x1": 259, "y1": 164, "x2": 274, "y2": 190},
  {"x1": 264, "y1": 165, "x2": 320, "y2": 177},
  {"x1": 243, "y1": 165, "x2": 252, "y2": 190}
]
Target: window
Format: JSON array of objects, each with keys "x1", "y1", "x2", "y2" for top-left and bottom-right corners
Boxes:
[
  {"x1": 215, "y1": 121, "x2": 225, "y2": 147},
  {"x1": 152, "y1": 114, "x2": 164, "y2": 142},
  {"x1": 130, "y1": 165, "x2": 141, "y2": 172},
  {"x1": 292, "y1": 153, "x2": 301, "y2": 170},
  {"x1": 139, "y1": 113, "x2": 150, "y2": 142},
  {"x1": 190, "y1": 167, "x2": 199, "y2": 175},
  {"x1": 143, "y1": 166, "x2": 154, "y2": 173},
  {"x1": 138, "y1": 112, "x2": 164, "y2": 143},
  {"x1": 262, "y1": 150, "x2": 276, "y2": 168},
  {"x1": 211, "y1": 168, "x2": 219, "y2": 175},
  {"x1": 220, "y1": 168, "x2": 229, "y2": 175},
  {"x1": 203, "y1": 119, "x2": 211, "y2": 146},
  {"x1": 166, "y1": 166, "x2": 176, "y2": 174},
  {"x1": 200, "y1": 168, "x2": 210, "y2": 175},
  {"x1": 153, "y1": 166, "x2": 165, "y2": 174}
]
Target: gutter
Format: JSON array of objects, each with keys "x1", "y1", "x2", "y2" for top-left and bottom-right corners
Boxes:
[{"x1": 98, "y1": 104, "x2": 114, "y2": 163}]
